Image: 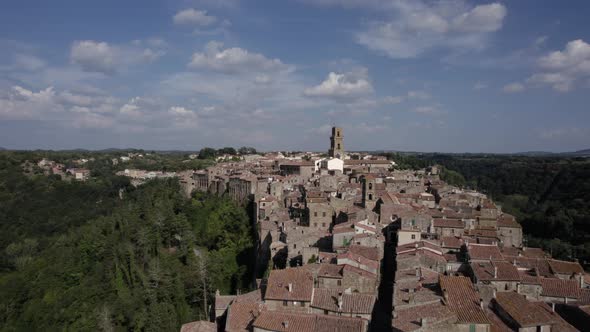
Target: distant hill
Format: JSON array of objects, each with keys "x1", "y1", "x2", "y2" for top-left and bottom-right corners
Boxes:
[{"x1": 0, "y1": 147, "x2": 6, "y2": 151}]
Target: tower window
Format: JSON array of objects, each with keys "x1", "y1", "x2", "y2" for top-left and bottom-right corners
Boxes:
[
  {"x1": 369, "y1": 194, "x2": 373, "y2": 200},
  {"x1": 369, "y1": 183, "x2": 373, "y2": 190},
  {"x1": 337, "y1": 143, "x2": 341, "y2": 149}
]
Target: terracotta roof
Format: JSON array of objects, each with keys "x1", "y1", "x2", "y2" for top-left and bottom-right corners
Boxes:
[
  {"x1": 252, "y1": 311, "x2": 366, "y2": 332},
  {"x1": 439, "y1": 275, "x2": 490, "y2": 325},
  {"x1": 533, "y1": 301, "x2": 578, "y2": 332},
  {"x1": 441, "y1": 236, "x2": 463, "y2": 249},
  {"x1": 180, "y1": 321, "x2": 217, "y2": 332},
  {"x1": 467, "y1": 244, "x2": 503, "y2": 261},
  {"x1": 311, "y1": 289, "x2": 376, "y2": 314},
  {"x1": 540, "y1": 278, "x2": 581, "y2": 298},
  {"x1": 342, "y1": 264, "x2": 378, "y2": 280},
  {"x1": 494, "y1": 292, "x2": 555, "y2": 327},
  {"x1": 226, "y1": 302, "x2": 266, "y2": 332},
  {"x1": 264, "y1": 268, "x2": 314, "y2": 302},
  {"x1": 548, "y1": 259, "x2": 584, "y2": 275},
  {"x1": 433, "y1": 218, "x2": 464, "y2": 228},
  {"x1": 348, "y1": 245, "x2": 380, "y2": 261},
  {"x1": 215, "y1": 294, "x2": 236, "y2": 310},
  {"x1": 471, "y1": 261, "x2": 520, "y2": 282},
  {"x1": 392, "y1": 301, "x2": 455, "y2": 332},
  {"x1": 317, "y1": 264, "x2": 343, "y2": 279}
]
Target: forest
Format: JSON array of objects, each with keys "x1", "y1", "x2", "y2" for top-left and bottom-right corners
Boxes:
[
  {"x1": 0, "y1": 152, "x2": 255, "y2": 331},
  {"x1": 381, "y1": 152, "x2": 590, "y2": 268}
]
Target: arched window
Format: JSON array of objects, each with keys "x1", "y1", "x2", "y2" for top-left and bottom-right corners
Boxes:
[
  {"x1": 337, "y1": 143, "x2": 341, "y2": 149},
  {"x1": 369, "y1": 183, "x2": 373, "y2": 190},
  {"x1": 369, "y1": 194, "x2": 373, "y2": 200}
]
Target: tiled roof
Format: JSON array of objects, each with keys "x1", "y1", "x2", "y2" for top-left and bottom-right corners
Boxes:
[
  {"x1": 215, "y1": 294, "x2": 236, "y2": 310},
  {"x1": 348, "y1": 244, "x2": 380, "y2": 261},
  {"x1": 533, "y1": 301, "x2": 578, "y2": 332},
  {"x1": 540, "y1": 278, "x2": 581, "y2": 298},
  {"x1": 252, "y1": 311, "x2": 366, "y2": 332},
  {"x1": 467, "y1": 244, "x2": 503, "y2": 261},
  {"x1": 441, "y1": 236, "x2": 463, "y2": 248},
  {"x1": 471, "y1": 261, "x2": 521, "y2": 282},
  {"x1": 392, "y1": 301, "x2": 456, "y2": 332},
  {"x1": 439, "y1": 275, "x2": 490, "y2": 325},
  {"x1": 317, "y1": 264, "x2": 343, "y2": 279},
  {"x1": 265, "y1": 268, "x2": 314, "y2": 302},
  {"x1": 494, "y1": 292, "x2": 555, "y2": 327},
  {"x1": 433, "y1": 218, "x2": 464, "y2": 228},
  {"x1": 548, "y1": 259, "x2": 584, "y2": 275},
  {"x1": 226, "y1": 302, "x2": 266, "y2": 332},
  {"x1": 311, "y1": 289, "x2": 376, "y2": 314},
  {"x1": 342, "y1": 264, "x2": 378, "y2": 280},
  {"x1": 180, "y1": 321, "x2": 217, "y2": 332}
]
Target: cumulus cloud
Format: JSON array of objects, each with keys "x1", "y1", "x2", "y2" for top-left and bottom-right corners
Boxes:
[
  {"x1": 70, "y1": 40, "x2": 166, "y2": 74},
  {"x1": 188, "y1": 41, "x2": 290, "y2": 74},
  {"x1": 502, "y1": 82, "x2": 525, "y2": 93},
  {"x1": 526, "y1": 39, "x2": 590, "y2": 92},
  {"x1": 304, "y1": 70, "x2": 373, "y2": 99},
  {"x1": 352, "y1": 1, "x2": 507, "y2": 58},
  {"x1": 173, "y1": 9, "x2": 217, "y2": 26}
]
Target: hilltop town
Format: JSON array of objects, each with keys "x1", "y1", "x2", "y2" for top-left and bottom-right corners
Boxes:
[{"x1": 159, "y1": 127, "x2": 586, "y2": 332}]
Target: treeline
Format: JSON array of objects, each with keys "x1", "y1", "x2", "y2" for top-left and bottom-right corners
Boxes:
[
  {"x1": 0, "y1": 153, "x2": 256, "y2": 331},
  {"x1": 197, "y1": 146, "x2": 257, "y2": 160},
  {"x1": 385, "y1": 153, "x2": 590, "y2": 267}
]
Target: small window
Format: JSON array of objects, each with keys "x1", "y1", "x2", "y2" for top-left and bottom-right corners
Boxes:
[
  {"x1": 314, "y1": 223, "x2": 318, "y2": 227},
  {"x1": 369, "y1": 194, "x2": 373, "y2": 200},
  {"x1": 411, "y1": 234, "x2": 416, "y2": 240},
  {"x1": 283, "y1": 301, "x2": 288, "y2": 306},
  {"x1": 314, "y1": 212, "x2": 318, "y2": 217},
  {"x1": 337, "y1": 143, "x2": 341, "y2": 149},
  {"x1": 369, "y1": 183, "x2": 373, "y2": 190},
  {"x1": 322, "y1": 223, "x2": 326, "y2": 227},
  {"x1": 300, "y1": 302, "x2": 305, "y2": 307},
  {"x1": 323, "y1": 212, "x2": 326, "y2": 217},
  {"x1": 294, "y1": 244, "x2": 297, "y2": 249},
  {"x1": 337, "y1": 280, "x2": 342, "y2": 286}
]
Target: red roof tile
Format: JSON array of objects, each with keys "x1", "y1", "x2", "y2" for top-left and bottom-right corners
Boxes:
[
  {"x1": 467, "y1": 244, "x2": 503, "y2": 261},
  {"x1": 252, "y1": 311, "x2": 366, "y2": 332},
  {"x1": 540, "y1": 278, "x2": 581, "y2": 299},
  {"x1": 265, "y1": 268, "x2": 314, "y2": 302},
  {"x1": 439, "y1": 275, "x2": 490, "y2": 325},
  {"x1": 494, "y1": 292, "x2": 555, "y2": 327}
]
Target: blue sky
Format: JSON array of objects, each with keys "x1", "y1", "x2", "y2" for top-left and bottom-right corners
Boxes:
[{"x1": 0, "y1": 0, "x2": 589, "y2": 152}]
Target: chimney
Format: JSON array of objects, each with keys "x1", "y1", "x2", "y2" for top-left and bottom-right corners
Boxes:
[
  {"x1": 338, "y1": 293, "x2": 343, "y2": 311},
  {"x1": 420, "y1": 318, "x2": 428, "y2": 327},
  {"x1": 443, "y1": 289, "x2": 449, "y2": 301},
  {"x1": 288, "y1": 283, "x2": 293, "y2": 292},
  {"x1": 479, "y1": 298, "x2": 484, "y2": 310},
  {"x1": 492, "y1": 289, "x2": 497, "y2": 299},
  {"x1": 283, "y1": 321, "x2": 289, "y2": 328},
  {"x1": 552, "y1": 303, "x2": 556, "y2": 313},
  {"x1": 494, "y1": 266, "x2": 498, "y2": 279},
  {"x1": 415, "y1": 267, "x2": 420, "y2": 278}
]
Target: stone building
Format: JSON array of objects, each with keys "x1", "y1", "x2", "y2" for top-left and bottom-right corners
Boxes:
[{"x1": 328, "y1": 126, "x2": 345, "y2": 159}]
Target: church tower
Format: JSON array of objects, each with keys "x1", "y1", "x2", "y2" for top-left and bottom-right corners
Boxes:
[{"x1": 328, "y1": 127, "x2": 345, "y2": 159}]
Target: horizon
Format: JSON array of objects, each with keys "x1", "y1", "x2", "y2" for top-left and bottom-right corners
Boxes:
[{"x1": 1, "y1": 1, "x2": 590, "y2": 153}]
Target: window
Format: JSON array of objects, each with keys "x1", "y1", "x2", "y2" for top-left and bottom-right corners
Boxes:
[
  {"x1": 369, "y1": 183, "x2": 373, "y2": 190},
  {"x1": 283, "y1": 301, "x2": 288, "y2": 306},
  {"x1": 411, "y1": 234, "x2": 416, "y2": 240},
  {"x1": 314, "y1": 223, "x2": 318, "y2": 227},
  {"x1": 314, "y1": 212, "x2": 318, "y2": 217},
  {"x1": 369, "y1": 194, "x2": 373, "y2": 200},
  {"x1": 337, "y1": 280, "x2": 342, "y2": 286},
  {"x1": 323, "y1": 212, "x2": 326, "y2": 217},
  {"x1": 324, "y1": 310, "x2": 329, "y2": 315},
  {"x1": 322, "y1": 223, "x2": 326, "y2": 227},
  {"x1": 300, "y1": 302, "x2": 305, "y2": 307},
  {"x1": 469, "y1": 324, "x2": 476, "y2": 332},
  {"x1": 293, "y1": 244, "x2": 296, "y2": 249}
]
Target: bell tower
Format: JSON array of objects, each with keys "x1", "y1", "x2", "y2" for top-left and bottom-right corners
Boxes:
[{"x1": 328, "y1": 126, "x2": 344, "y2": 159}]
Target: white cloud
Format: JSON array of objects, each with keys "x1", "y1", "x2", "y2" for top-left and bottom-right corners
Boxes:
[
  {"x1": 526, "y1": 39, "x2": 590, "y2": 92},
  {"x1": 407, "y1": 90, "x2": 430, "y2": 100},
  {"x1": 354, "y1": 1, "x2": 507, "y2": 58},
  {"x1": 304, "y1": 70, "x2": 373, "y2": 99},
  {"x1": 188, "y1": 41, "x2": 290, "y2": 74},
  {"x1": 70, "y1": 40, "x2": 166, "y2": 74},
  {"x1": 502, "y1": 82, "x2": 525, "y2": 93},
  {"x1": 173, "y1": 9, "x2": 217, "y2": 26},
  {"x1": 14, "y1": 54, "x2": 46, "y2": 71}
]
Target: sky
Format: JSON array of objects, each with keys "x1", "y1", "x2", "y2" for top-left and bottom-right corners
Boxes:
[{"x1": 0, "y1": 0, "x2": 589, "y2": 153}]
